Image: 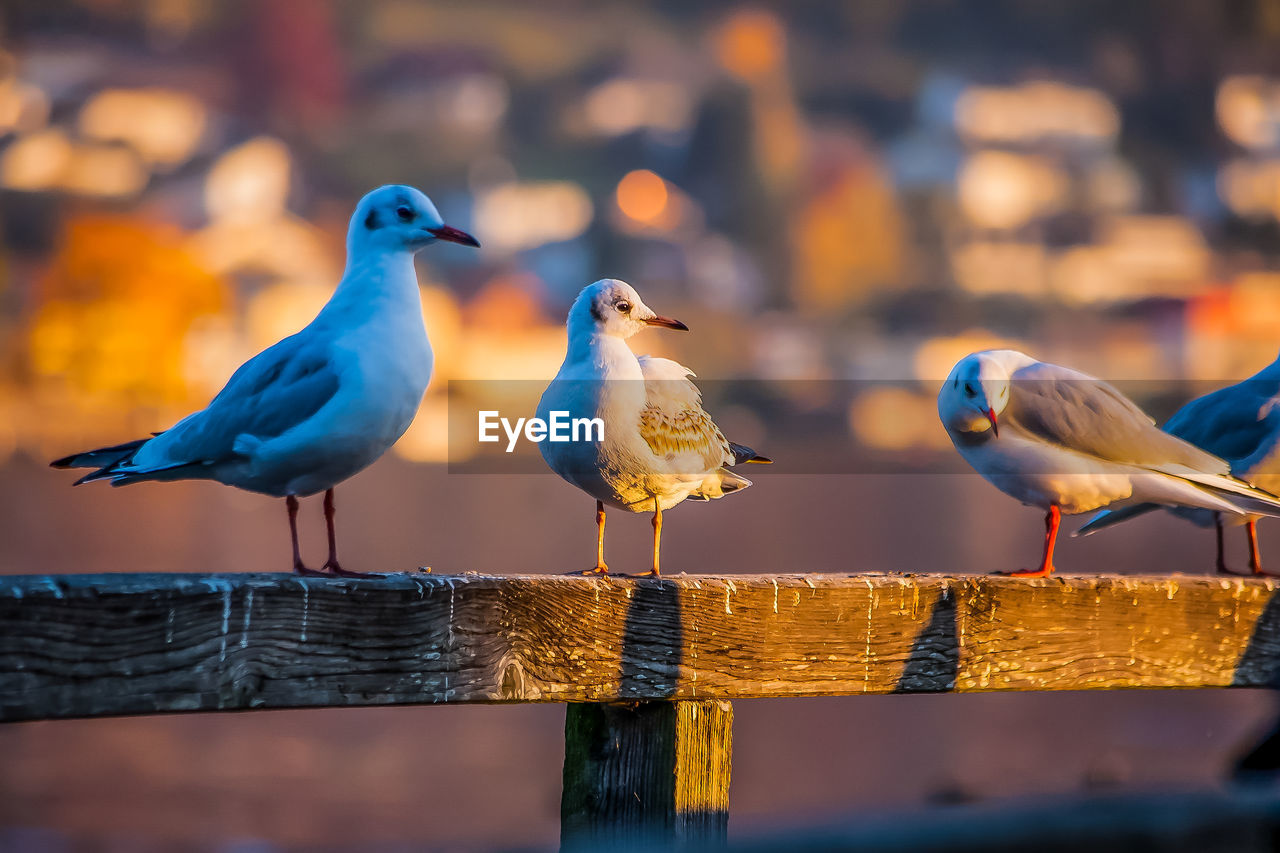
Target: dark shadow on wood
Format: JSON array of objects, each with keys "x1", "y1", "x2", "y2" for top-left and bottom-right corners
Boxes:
[
  {"x1": 562, "y1": 578, "x2": 731, "y2": 850},
  {"x1": 619, "y1": 578, "x2": 684, "y2": 699},
  {"x1": 894, "y1": 585, "x2": 959, "y2": 693},
  {"x1": 1231, "y1": 589, "x2": 1280, "y2": 784},
  {"x1": 1232, "y1": 588, "x2": 1280, "y2": 689},
  {"x1": 562, "y1": 579, "x2": 688, "y2": 850}
]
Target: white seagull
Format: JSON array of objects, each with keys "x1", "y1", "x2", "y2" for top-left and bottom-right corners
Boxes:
[
  {"x1": 938, "y1": 349, "x2": 1280, "y2": 577},
  {"x1": 537, "y1": 279, "x2": 770, "y2": 576},
  {"x1": 52, "y1": 184, "x2": 479, "y2": 576},
  {"x1": 1077, "y1": 352, "x2": 1280, "y2": 576}
]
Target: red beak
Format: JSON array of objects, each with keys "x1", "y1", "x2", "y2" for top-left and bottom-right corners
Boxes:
[
  {"x1": 643, "y1": 315, "x2": 689, "y2": 331},
  {"x1": 427, "y1": 225, "x2": 480, "y2": 247},
  {"x1": 985, "y1": 408, "x2": 999, "y2": 437}
]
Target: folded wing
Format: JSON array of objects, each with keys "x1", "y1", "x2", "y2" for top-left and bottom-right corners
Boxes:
[
  {"x1": 636, "y1": 356, "x2": 734, "y2": 473},
  {"x1": 61, "y1": 332, "x2": 342, "y2": 485},
  {"x1": 1006, "y1": 361, "x2": 1280, "y2": 514}
]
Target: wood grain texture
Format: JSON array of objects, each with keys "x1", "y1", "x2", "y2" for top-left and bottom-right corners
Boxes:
[
  {"x1": 561, "y1": 700, "x2": 732, "y2": 849},
  {"x1": 2, "y1": 572, "x2": 1280, "y2": 721}
]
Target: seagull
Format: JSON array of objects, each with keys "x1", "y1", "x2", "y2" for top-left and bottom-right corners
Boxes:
[
  {"x1": 537, "y1": 279, "x2": 769, "y2": 576},
  {"x1": 1077, "y1": 352, "x2": 1280, "y2": 576},
  {"x1": 51, "y1": 184, "x2": 479, "y2": 576},
  {"x1": 937, "y1": 349, "x2": 1280, "y2": 577}
]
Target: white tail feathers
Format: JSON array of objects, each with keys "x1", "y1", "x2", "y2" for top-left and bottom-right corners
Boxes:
[{"x1": 689, "y1": 468, "x2": 753, "y2": 501}]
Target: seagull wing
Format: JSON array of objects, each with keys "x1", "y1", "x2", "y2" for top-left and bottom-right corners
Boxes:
[
  {"x1": 1005, "y1": 360, "x2": 1280, "y2": 513},
  {"x1": 1163, "y1": 379, "x2": 1280, "y2": 471},
  {"x1": 636, "y1": 356, "x2": 734, "y2": 473},
  {"x1": 126, "y1": 331, "x2": 342, "y2": 474},
  {"x1": 1074, "y1": 384, "x2": 1280, "y2": 538},
  {"x1": 1004, "y1": 360, "x2": 1231, "y2": 475}
]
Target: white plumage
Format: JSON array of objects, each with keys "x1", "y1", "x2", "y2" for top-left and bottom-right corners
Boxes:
[
  {"x1": 938, "y1": 349, "x2": 1280, "y2": 576},
  {"x1": 53, "y1": 184, "x2": 479, "y2": 575},
  {"x1": 537, "y1": 279, "x2": 768, "y2": 575}
]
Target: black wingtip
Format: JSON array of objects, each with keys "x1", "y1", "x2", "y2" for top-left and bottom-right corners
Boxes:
[
  {"x1": 729, "y1": 442, "x2": 771, "y2": 466},
  {"x1": 49, "y1": 437, "x2": 150, "y2": 478}
]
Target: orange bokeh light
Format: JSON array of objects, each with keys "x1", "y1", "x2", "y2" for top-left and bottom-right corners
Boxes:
[
  {"x1": 615, "y1": 169, "x2": 669, "y2": 224},
  {"x1": 28, "y1": 214, "x2": 229, "y2": 405},
  {"x1": 714, "y1": 10, "x2": 785, "y2": 81}
]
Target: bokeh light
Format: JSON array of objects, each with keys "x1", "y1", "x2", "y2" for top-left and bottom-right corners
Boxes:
[
  {"x1": 957, "y1": 151, "x2": 1068, "y2": 229},
  {"x1": 0, "y1": 128, "x2": 72, "y2": 191},
  {"x1": 473, "y1": 181, "x2": 593, "y2": 252},
  {"x1": 79, "y1": 87, "x2": 206, "y2": 169},
  {"x1": 615, "y1": 169, "x2": 669, "y2": 224},
  {"x1": 204, "y1": 137, "x2": 292, "y2": 226},
  {"x1": 713, "y1": 9, "x2": 786, "y2": 81}
]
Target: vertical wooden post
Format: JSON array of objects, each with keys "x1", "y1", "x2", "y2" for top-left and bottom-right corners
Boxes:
[{"x1": 561, "y1": 700, "x2": 733, "y2": 850}]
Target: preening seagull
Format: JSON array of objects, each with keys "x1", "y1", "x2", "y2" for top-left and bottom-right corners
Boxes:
[
  {"x1": 1077, "y1": 352, "x2": 1280, "y2": 576},
  {"x1": 537, "y1": 279, "x2": 770, "y2": 576},
  {"x1": 938, "y1": 349, "x2": 1280, "y2": 577},
  {"x1": 52, "y1": 185, "x2": 479, "y2": 576}
]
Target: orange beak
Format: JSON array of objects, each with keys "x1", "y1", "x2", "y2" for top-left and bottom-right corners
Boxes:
[{"x1": 985, "y1": 408, "x2": 999, "y2": 437}]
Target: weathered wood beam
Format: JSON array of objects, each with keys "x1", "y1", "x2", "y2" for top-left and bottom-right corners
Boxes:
[
  {"x1": 561, "y1": 700, "x2": 732, "y2": 849},
  {"x1": 2, "y1": 572, "x2": 1279, "y2": 721}
]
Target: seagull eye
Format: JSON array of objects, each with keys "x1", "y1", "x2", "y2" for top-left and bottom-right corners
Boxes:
[
  {"x1": 963, "y1": 382, "x2": 976, "y2": 397},
  {"x1": 615, "y1": 301, "x2": 631, "y2": 313},
  {"x1": 396, "y1": 206, "x2": 414, "y2": 222}
]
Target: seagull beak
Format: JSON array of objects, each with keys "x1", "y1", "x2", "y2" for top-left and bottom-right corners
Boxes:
[
  {"x1": 985, "y1": 408, "x2": 999, "y2": 438},
  {"x1": 643, "y1": 315, "x2": 689, "y2": 331},
  {"x1": 427, "y1": 225, "x2": 480, "y2": 248}
]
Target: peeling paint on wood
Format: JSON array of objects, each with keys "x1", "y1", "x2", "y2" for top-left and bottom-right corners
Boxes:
[{"x1": 1, "y1": 572, "x2": 1278, "y2": 722}]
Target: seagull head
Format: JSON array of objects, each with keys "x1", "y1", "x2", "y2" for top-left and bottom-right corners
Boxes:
[
  {"x1": 568, "y1": 278, "x2": 688, "y2": 340},
  {"x1": 348, "y1": 185, "x2": 479, "y2": 255},
  {"x1": 938, "y1": 351, "x2": 1013, "y2": 438}
]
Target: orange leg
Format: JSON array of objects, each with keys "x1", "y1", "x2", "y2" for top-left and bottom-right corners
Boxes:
[
  {"x1": 1006, "y1": 505, "x2": 1059, "y2": 578},
  {"x1": 639, "y1": 498, "x2": 663, "y2": 577},
  {"x1": 1216, "y1": 517, "x2": 1275, "y2": 577},
  {"x1": 1245, "y1": 519, "x2": 1280, "y2": 577},
  {"x1": 579, "y1": 501, "x2": 609, "y2": 575},
  {"x1": 653, "y1": 501, "x2": 662, "y2": 576},
  {"x1": 1249, "y1": 519, "x2": 1264, "y2": 575}
]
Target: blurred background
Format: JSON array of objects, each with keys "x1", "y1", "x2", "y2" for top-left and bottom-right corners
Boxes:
[{"x1": 4, "y1": 0, "x2": 1280, "y2": 850}]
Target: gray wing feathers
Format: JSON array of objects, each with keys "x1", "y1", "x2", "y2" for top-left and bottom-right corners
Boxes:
[
  {"x1": 134, "y1": 333, "x2": 341, "y2": 471},
  {"x1": 1006, "y1": 368, "x2": 1231, "y2": 475}
]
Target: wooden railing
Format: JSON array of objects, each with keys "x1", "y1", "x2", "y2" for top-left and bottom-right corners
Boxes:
[{"x1": 3, "y1": 572, "x2": 1279, "y2": 849}]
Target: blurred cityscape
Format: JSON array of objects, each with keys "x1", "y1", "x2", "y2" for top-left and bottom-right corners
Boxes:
[
  {"x1": 7, "y1": 1, "x2": 1280, "y2": 850},
  {"x1": 8, "y1": 1, "x2": 1280, "y2": 468}
]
